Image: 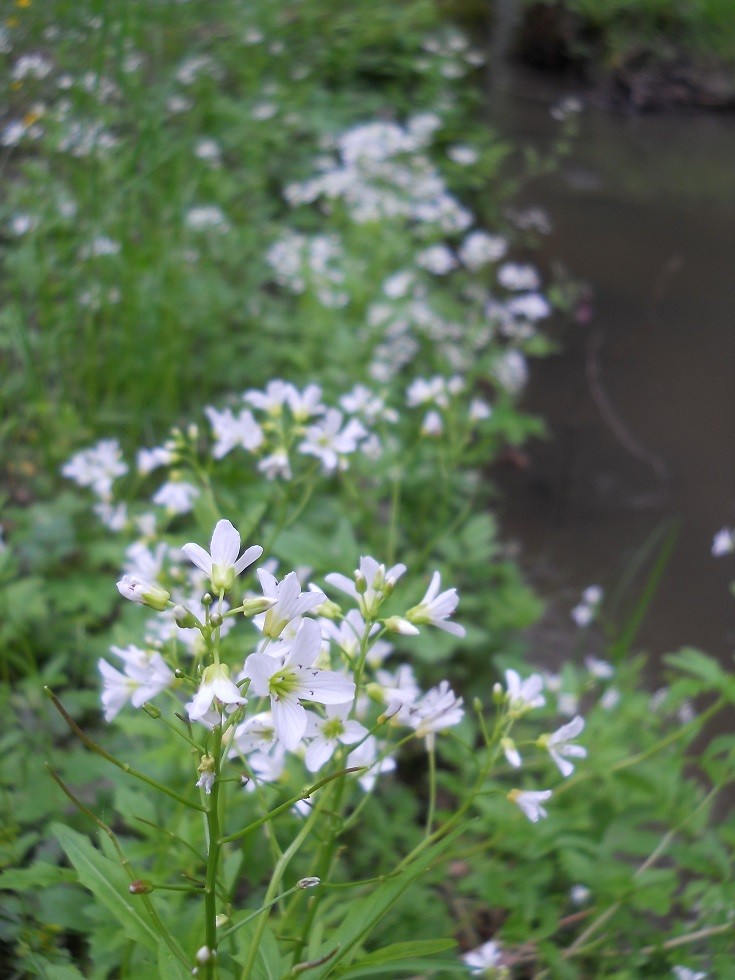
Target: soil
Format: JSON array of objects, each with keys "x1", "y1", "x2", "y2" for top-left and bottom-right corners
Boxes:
[{"x1": 515, "y1": 1, "x2": 735, "y2": 111}]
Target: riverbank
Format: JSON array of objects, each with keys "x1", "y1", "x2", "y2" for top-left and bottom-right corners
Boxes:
[{"x1": 515, "y1": 0, "x2": 735, "y2": 110}]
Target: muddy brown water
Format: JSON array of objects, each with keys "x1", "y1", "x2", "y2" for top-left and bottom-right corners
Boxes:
[{"x1": 487, "y1": 64, "x2": 735, "y2": 671}]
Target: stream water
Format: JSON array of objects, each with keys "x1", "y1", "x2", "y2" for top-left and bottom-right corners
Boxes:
[{"x1": 486, "y1": 57, "x2": 735, "y2": 670}]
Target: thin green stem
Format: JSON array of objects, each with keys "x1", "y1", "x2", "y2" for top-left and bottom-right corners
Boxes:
[
  {"x1": 238, "y1": 806, "x2": 321, "y2": 979},
  {"x1": 203, "y1": 725, "x2": 224, "y2": 978},
  {"x1": 425, "y1": 742, "x2": 437, "y2": 837},
  {"x1": 45, "y1": 687, "x2": 207, "y2": 812}
]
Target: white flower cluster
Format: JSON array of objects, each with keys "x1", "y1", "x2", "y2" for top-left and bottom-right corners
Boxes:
[
  {"x1": 285, "y1": 115, "x2": 472, "y2": 232},
  {"x1": 500, "y1": 668, "x2": 586, "y2": 823},
  {"x1": 265, "y1": 231, "x2": 352, "y2": 308},
  {"x1": 103, "y1": 520, "x2": 467, "y2": 796}
]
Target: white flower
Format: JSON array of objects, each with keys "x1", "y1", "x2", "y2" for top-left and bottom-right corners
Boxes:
[
  {"x1": 712, "y1": 527, "x2": 735, "y2": 556},
  {"x1": 504, "y1": 669, "x2": 545, "y2": 715},
  {"x1": 407, "y1": 680, "x2": 464, "y2": 747},
  {"x1": 137, "y1": 445, "x2": 174, "y2": 474},
  {"x1": 186, "y1": 205, "x2": 229, "y2": 232},
  {"x1": 570, "y1": 884, "x2": 591, "y2": 905},
  {"x1": 571, "y1": 603, "x2": 593, "y2": 627},
  {"x1": 497, "y1": 262, "x2": 540, "y2": 291},
  {"x1": 62, "y1": 439, "x2": 127, "y2": 499},
  {"x1": 416, "y1": 244, "x2": 457, "y2": 275},
  {"x1": 205, "y1": 406, "x2": 263, "y2": 458},
  {"x1": 243, "y1": 619, "x2": 355, "y2": 750},
  {"x1": 182, "y1": 519, "x2": 262, "y2": 592},
  {"x1": 298, "y1": 409, "x2": 367, "y2": 472},
  {"x1": 188, "y1": 663, "x2": 246, "y2": 724},
  {"x1": 507, "y1": 292, "x2": 550, "y2": 321},
  {"x1": 469, "y1": 398, "x2": 492, "y2": 422},
  {"x1": 539, "y1": 716, "x2": 586, "y2": 777},
  {"x1": 458, "y1": 230, "x2": 507, "y2": 269},
  {"x1": 405, "y1": 571, "x2": 465, "y2": 637},
  {"x1": 325, "y1": 556, "x2": 407, "y2": 619},
  {"x1": 98, "y1": 645, "x2": 174, "y2": 721},
  {"x1": 93, "y1": 501, "x2": 128, "y2": 531},
  {"x1": 584, "y1": 655, "x2": 613, "y2": 679},
  {"x1": 600, "y1": 687, "x2": 620, "y2": 711},
  {"x1": 244, "y1": 380, "x2": 296, "y2": 416},
  {"x1": 421, "y1": 410, "x2": 444, "y2": 436},
  {"x1": 232, "y1": 711, "x2": 277, "y2": 755},
  {"x1": 374, "y1": 664, "x2": 421, "y2": 719},
  {"x1": 117, "y1": 574, "x2": 170, "y2": 611},
  {"x1": 286, "y1": 383, "x2": 325, "y2": 422},
  {"x1": 258, "y1": 448, "x2": 292, "y2": 481},
  {"x1": 447, "y1": 144, "x2": 479, "y2": 166},
  {"x1": 304, "y1": 703, "x2": 368, "y2": 772},
  {"x1": 508, "y1": 788, "x2": 552, "y2": 822},
  {"x1": 492, "y1": 350, "x2": 528, "y2": 394},
  {"x1": 462, "y1": 939, "x2": 503, "y2": 974},
  {"x1": 672, "y1": 968, "x2": 707, "y2": 980},
  {"x1": 255, "y1": 569, "x2": 326, "y2": 640},
  {"x1": 347, "y1": 735, "x2": 396, "y2": 791},
  {"x1": 321, "y1": 610, "x2": 392, "y2": 666},
  {"x1": 501, "y1": 737, "x2": 521, "y2": 769},
  {"x1": 152, "y1": 480, "x2": 200, "y2": 514}
]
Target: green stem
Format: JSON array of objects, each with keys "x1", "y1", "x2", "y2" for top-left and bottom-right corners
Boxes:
[
  {"x1": 425, "y1": 742, "x2": 437, "y2": 837},
  {"x1": 46, "y1": 766, "x2": 189, "y2": 968},
  {"x1": 45, "y1": 688, "x2": 207, "y2": 812},
  {"x1": 203, "y1": 726, "x2": 224, "y2": 978},
  {"x1": 218, "y1": 768, "x2": 362, "y2": 846},
  {"x1": 238, "y1": 807, "x2": 321, "y2": 979}
]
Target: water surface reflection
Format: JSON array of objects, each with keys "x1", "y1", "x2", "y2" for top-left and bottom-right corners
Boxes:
[{"x1": 489, "y1": 67, "x2": 735, "y2": 669}]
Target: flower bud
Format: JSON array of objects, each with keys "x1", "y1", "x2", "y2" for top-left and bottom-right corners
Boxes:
[
  {"x1": 174, "y1": 604, "x2": 198, "y2": 629},
  {"x1": 240, "y1": 595, "x2": 278, "y2": 618},
  {"x1": 384, "y1": 616, "x2": 420, "y2": 636},
  {"x1": 378, "y1": 698, "x2": 403, "y2": 724},
  {"x1": 201, "y1": 593, "x2": 213, "y2": 607},
  {"x1": 492, "y1": 682, "x2": 504, "y2": 704},
  {"x1": 129, "y1": 880, "x2": 154, "y2": 895},
  {"x1": 209, "y1": 612, "x2": 223, "y2": 628},
  {"x1": 195, "y1": 946, "x2": 213, "y2": 964},
  {"x1": 215, "y1": 914, "x2": 229, "y2": 928},
  {"x1": 297, "y1": 876, "x2": 320, "y2": 889},
  {"x1": 117, "y1": 574, "x2": 170, "y2": 611},
  {"x1": 355, "y1": 571, "x2": 368, "y2": 595},
  {"x1": 310, "y1": 597, "x2": 341, "y2": 620}
]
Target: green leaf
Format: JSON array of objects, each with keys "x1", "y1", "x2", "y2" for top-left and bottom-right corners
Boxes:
[
  {"x1": 51, "y1": 823, "x2": 167, "y2": 955},
  {"x1": 307, "y1": 823, "x2": 470, "y2": 978},
  {"x1": 0, "y1": 862, "x2": 77, "y2": 891},
  {"x1": 335, "y1": 939, "x2": 457, "y2": 977},
  {"x1": 158, "y1": 942, "x2": 195, "y2": 980},
  {"x1": 232, "y1": 921, "x2": 284, "y2": 980}
]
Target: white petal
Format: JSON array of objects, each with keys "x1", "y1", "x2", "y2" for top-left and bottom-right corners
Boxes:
[
  {"x1": 210, "y1": 519, "x2": 240, "y2": 566},
  {"x1": 305, "y1": 737, "x2": 335, "y2": 772},
  {"x1": 182, "y1": 543, "x2": 213, "y2": 574},
  {"x1": 272, "y1": 696, "x2": 307, "y2": 750},
  {"x1": 286, "y1": 619, "x2": 322, "y2": 669},
  {"x1": 324, "y1": 572, "x2": 358, "y2": 599},
  {"x1": 234, "y1": 544, "x2": 263, "y2": 574},
  {"x1": 242, "y1": 653, "x2": 276, "y2": 696},
  {"x1": 298, "y1": 669, "x2": 355, "y2": 705}
]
